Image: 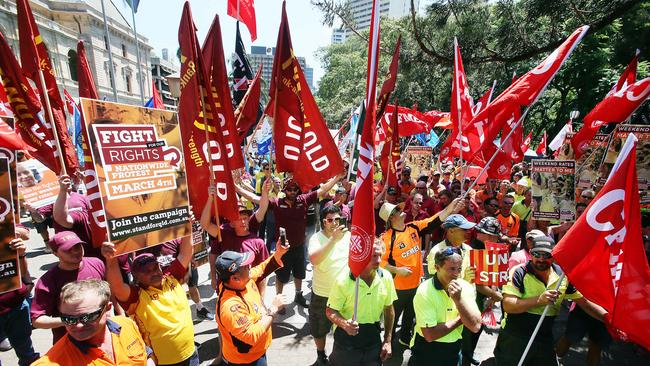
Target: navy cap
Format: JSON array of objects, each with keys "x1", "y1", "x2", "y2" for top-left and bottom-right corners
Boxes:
[{"x1": 215, "y1": 251, "x2": 255, "y2": 278}]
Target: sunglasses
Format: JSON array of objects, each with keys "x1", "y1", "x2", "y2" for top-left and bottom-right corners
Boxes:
[
  {"x1": 61, "y1": 304, "x2": 107, "y2": 326},
  {"x1": 531, "y1": 251, "x2": 552, "y2": 260},
  {"x1": 440, "y1": 247, "x2": 462, "y2": 257},
  {"x1": 324, "y1": 217, "x2": 342, "y2": 223}
]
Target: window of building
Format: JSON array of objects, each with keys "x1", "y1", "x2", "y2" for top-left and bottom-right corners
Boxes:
[
  {"x1": 68, "y1": 49, "x2": 78, "y2": 81},
  {"x1": 121, "y1": 44, "x2": 127, "y2": 57},
  {"x1": 125, "y1": 73, "x2": 132, "y2": 93}
]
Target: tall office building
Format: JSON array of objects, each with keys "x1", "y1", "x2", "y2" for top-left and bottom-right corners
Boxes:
[
  {"x1": 236, "y1": 46, "x2": 314, "y2": 91},
  {"x1": 331, "y1": 0, "x2": 419, "y2": 44}
]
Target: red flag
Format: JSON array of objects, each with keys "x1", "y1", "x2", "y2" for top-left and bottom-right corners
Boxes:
[
  {"x1": 376, "y1": 36, "x2": 401, "y2": 120},
  {"x1": 0, "y1": 32, "x2": 60, "y2": 172},
  {"x1": 553, "y1": 134, "x2": 650, "y2": 350},
  {"x1": 17, "y1": 0, "x2": 78, "y2": 176},
  {"x1": 151, "y1": 81, "x2": 165, "y2": 109},
  {"x1": 484, "y1": 143, "x2": 511, "y2": 180},
  {"x1": 349, "y1": 0, "x2": 380, "y2": 277},
  {"x1": 178, "y1": 1, "x2": 239, "y2": 222},
  {"x1": 521, "y1": 132, "x2": 533, "y2": 153},
  {"x1": 0, "y1": 119, "x2": 33, "y2": 151},
  {"x1": 266, "y1": 1, "x2": 344, "y2": 191},
  {"x1": 611, "y1": 49, "x2": 639, "y2": 94},
  {"x1": 234, "y1": 65, "x2": 262, "y2": 144},
  {"x1": 77, "y1": 41, "x2": 99, "y2": 100},
  {"x1": 426, "y1": 110, "x2": 452, "y2": 129},
  {"x1": 572, "y1": 77, "x2": 650, "y2": 158},
  {"x1": 0, "y1": 82, "x2": 13, "y2": 117},
  {"x1": 501, "y1": 110, "x2": 525, "y2": 162},
  {"x1": 536, "y1": 130, "x2": 547, "y2": 155},
  {"x1": 379, "y1": 100, "x2": 399, "y2": 188},
  {"x1": 376, "y1": 105, "x2": 436, "y2": 143},
  {"x1": 463, "y1": 26, "x2": 589, "y2": 164},
  {"x1": 202, "y1": 14, "x2": 244, "y2": 169},
  {"x1": 227, "y1": 0, "x2": 257, "y2": 41},
  {"x1": 451, "y1": 38, "x2": 474, "y2": 133}
]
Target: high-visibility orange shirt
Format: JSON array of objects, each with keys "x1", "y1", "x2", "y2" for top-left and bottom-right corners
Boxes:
[
  {"x1": 381, "y1": 214, "x2": 442, "y2": 290},
  {"x1": 32, "y1": 316, "x2": 149, "y2": 366},
  {"x1": 217, "y1": 256, "x2": 282, "y2": 364},
  {"x1": 497, "y1": 212, "x2": 520, "y2": 238}
]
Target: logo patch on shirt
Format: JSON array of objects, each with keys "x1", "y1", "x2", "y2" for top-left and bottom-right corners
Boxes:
[
  {"x1": 230, "y1": 304, "x2": 242, "y2": 313},
  {"x1": 398, "y1": 242, "x2": 406, "y2": 250},
  {"x1": 236, "y1": 316, "x2": 249, "y2": 327},
  {"x1": 411, "y1": 233, "x2": 417, "y2": 240}
]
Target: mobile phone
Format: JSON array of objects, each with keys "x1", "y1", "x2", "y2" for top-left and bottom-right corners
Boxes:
[
  {"x1": 339, "y1": 217, "x2": 348, "y2": 227},
  {"x1": 279, "y1": 227, "x2": 287, "y2": 246}
]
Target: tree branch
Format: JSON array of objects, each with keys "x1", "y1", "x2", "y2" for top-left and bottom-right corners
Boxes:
[{"x1": 409, "y1": 0, "x2": 452, "y2": 64}]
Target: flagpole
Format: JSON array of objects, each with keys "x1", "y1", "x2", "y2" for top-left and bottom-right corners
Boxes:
[
  {"x1": 352, "y1": 277, "x2": 360, "y2": 321},
  {"x1": 100, "y1": 0, "x2": 118, "y2": 101},
  {"x1": 334, "y1": 112, "x2": 353, "y2": 143},
  {"x1": 454, "y1": 38, "x2": 465, "y2": 194},
  {"x1": 517, "y1": 274, "x2": 566, "y2": 366},
  {"x1": 36, "y1": 61, "x2": 67, "y2": 175},
  {"x1": 198, "y1": 86, "x2": 222, "y2": 241},
  {"x1": 128, "y1": 0, "x2": 146, "y2": 105},
  {"x1": 243, "y1": 113, "x2": 267, "y2": 157}
]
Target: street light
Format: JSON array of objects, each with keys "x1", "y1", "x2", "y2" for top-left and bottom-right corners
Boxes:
[{"x1": 166, "y1": 73, "x2": 181, "y2": 98}]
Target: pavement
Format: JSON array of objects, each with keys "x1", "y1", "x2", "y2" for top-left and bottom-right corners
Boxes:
[{"x1": 1, "y1": 228, "x2": 649, "y2": 366}]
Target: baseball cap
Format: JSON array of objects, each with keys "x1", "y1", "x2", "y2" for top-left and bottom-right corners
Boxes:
[
  {"x1": 283, "y1": 178, "x2": 299, "y2": 190},
  {"x1": 432, "y1": 170, "x2": 441, "y2": 176},
  {"x1": 525, "y1": 229, "x2": 546, "y2": 240},
  {"x1": 215, "y1": 251, "x2": 255, "y2": 278},
  {"x1": 475, "y1": 217, "x2": 502, "y2": 236},
  {"x1": 387, "y1": 186, "x2": 399, "y2": 195},
  {"x1": 131, "y1": 253, "x2": 158, "y2": 273},
  {"x1": 530, "y1": 236, "x2": 556, "y2": 254},
  {"x1": 49, "y1": 231, "x2": 86, "y2": 252},
  {"x1": 379, "y1": 202, "x2": 403, "y2": 223},
  {"x1": 516, "y1": 177, "x2": 531, "y2": 188},
  {"x1": 442, "y1": 214, "x2": 476, "y2": 230}
]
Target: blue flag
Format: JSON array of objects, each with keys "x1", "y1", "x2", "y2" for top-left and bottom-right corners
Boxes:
[
  {"x1": 144, "y1": 96, "x2": 154, "y2": 108},
  {"x1": 416, "y1": 130, "x2": 440, "y2": 148},
  {"x1": 257, "y1": 133, "x2": 273, "y2": 155}
]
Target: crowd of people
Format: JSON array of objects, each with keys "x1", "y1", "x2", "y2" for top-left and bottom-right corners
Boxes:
[{"x1": 1, "y1": 152, "x2": 649, "y2": 366}]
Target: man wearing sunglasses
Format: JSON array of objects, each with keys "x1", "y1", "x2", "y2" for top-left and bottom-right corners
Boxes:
[
  {"x1": 409, "y1": 248, "x2": 481, "y2": 366},
  {"x1": 494, "y1": 236, "x2": 607, "y2": 366},
  {"x1": 33, "y1": 279, "x2": 154, "y2": 366},
  {"x1": 102, "y1": 236, "x2": 197, "y2": 365}
]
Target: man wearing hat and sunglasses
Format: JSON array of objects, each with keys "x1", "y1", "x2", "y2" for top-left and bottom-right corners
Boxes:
[
  {"x1": 102, "y1": 235, "x2": 197, "y2": 365},
  {"x1": 495, "y1": 236, "x2": 607, "y2": 366},
  {"x1": 215, "y1": 240, "x2": 289, "y2": 366}
]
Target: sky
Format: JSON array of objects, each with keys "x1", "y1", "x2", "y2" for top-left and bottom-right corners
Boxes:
[{"x1": 118, "y1": 0, "x2": 332, "y2": 84}]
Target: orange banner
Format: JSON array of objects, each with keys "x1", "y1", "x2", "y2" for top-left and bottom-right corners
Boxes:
[{"x1": 470, "y1": 243, "x2": 509, "y2": 286}]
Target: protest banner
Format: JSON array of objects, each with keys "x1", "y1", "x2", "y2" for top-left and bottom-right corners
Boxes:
[
  {"x1": 15, "y1": 158, "x2": 59, "y2": 209},
  {"x1": 601, "y1": 124, "x2": 650, "y2": 204},
  {"x1": 79, "y1": 99, "x2": 191, "y2": 255},
  {"x1": 405, "y1": 146, "x2": 433, "y2": 179},
  {"x1": 531, "y1": 159, "x2": 576, "y2": 221},
  {"x1": 470, "y1": 242, "x2": 509, "y2": 286},
  {"x1": 555, "y1": 133, "x2": 609, "y2": 191},
  {"x1": 0, "y1": 157, "x2": 20, "y2": 294},
  {"x1": 191, "y1": 221, "x2": 209, "y2": 267}
]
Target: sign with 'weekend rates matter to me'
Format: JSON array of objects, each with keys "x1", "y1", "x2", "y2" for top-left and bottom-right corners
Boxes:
[{"x1": 80, "y1": 99, "x2": 191, "y2": 255}]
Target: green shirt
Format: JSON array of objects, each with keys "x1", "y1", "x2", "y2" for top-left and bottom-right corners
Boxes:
[
  {"x1": 511, "y1": 201, "x2": 532, "y2": 222},
  {"x1": 308, "y1": 231, "x2": 350, "y2": 297},
  {"x1": 412, "y1": 275, "x2": 477, "y2": 344},
  {"x1": 327, "y1": 268, "x2": 397, "y2": 325}
]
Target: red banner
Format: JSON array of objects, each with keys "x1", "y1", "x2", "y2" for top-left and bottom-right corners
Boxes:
[
  {"x1": 77, "y1": 41, "x2": 99, "y2": 100},
  {"x1": 536, "y1": 130, "x2": 547, "y2": 155},
  {"x1": 379, "y1": 99, "x2": 399, "y2": 188},
  {"x1": 266, "y1": 2, "x2": 344, "y2": 191},
  {"x1": 553, "y1": 135, "x2": 650, "y2": 350},
  {"x1": 376, "y1": 105, "x2": 435, "y2": 143},
  {"x1": 235, "y1": 65, "x2": 262, "y2": 144},
  {"x1": 376, "y1": 36, "x2": 401, "y2": 120},
  {"x1": 521, "y1": 132, "x2": 533, "y2": 154},
  {"x1": 178, "y1": 2, "x2": 239, "y2": 222},
  {"x1": 17, "y1": 0, "x2": 78, "y2": 177},
  {"x1": 227, "y1": 0, "x2": 257, "y2": 41}
]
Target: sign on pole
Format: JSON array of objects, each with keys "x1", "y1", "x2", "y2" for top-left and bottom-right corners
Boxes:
[
  {"x1": 531, "y1": 160, "x2": 576, "y2": 221},
  {"x1": 80, "y1": 99, "x2": 191, "y2": 255}
]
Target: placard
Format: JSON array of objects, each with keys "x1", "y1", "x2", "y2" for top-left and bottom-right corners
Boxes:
[
  {"x1": 191, "y1": 221, "x2": 208, "y2": 267},
  {"x1": 16, "y1": 158, "x2": 59, "y2": 209},
  {"x1": 80, "y1": 99, "x2": 191, "y2": 255},
  {"x1": 0, "y1": 157, "x2": 20, "y2": 294},
  {"x1": 0, "y1": 117, "x2": 19, "y2": 224},
  {"x1": 602, "y1": 125, "x2": 650, "y2": 204},
  {"x1": 469, "y1": 247, "x2": 509, "y2": 286},
  {"x1": 405, "y1": 146, "x2": 433, "y2": 180},
  {"x1": 573, "y1": 134, "x2": 610, "y2": 190},
  {"x1": 531, "y1": 160, "x2": 576, "y2": 221}
]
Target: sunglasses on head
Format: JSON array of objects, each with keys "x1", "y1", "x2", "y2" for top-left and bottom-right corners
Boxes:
[
  {"x1": 531, "y1": 251, "x2": 552, "y2": 260},
  {"x1": 440, "y1": 247, "x2": 462, "y2": 257},
  {"x1": 61, "y1": 304, "x2": 107, "y2": 326}
]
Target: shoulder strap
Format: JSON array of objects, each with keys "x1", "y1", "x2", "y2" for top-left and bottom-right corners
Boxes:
[{"x1": 387, "y1": 230, "x2": 397, "y2": 266}]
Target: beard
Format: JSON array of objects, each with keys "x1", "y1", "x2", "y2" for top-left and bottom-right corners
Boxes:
[{"x1": 532, "y1": 261, "x2": 551, "y2": 271}]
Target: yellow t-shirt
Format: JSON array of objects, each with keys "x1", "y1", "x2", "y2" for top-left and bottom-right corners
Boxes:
[{"x1": 308, "y1": 231, "x2": 350, "y2": 297}]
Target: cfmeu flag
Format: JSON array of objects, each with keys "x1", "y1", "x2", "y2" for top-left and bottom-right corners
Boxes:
[
  {"x1": 553, "y1": 134, "x2": 650, "y2": 350},
  {"x1": 349, "y1": 0, "x2": 380, "y2": 277}
]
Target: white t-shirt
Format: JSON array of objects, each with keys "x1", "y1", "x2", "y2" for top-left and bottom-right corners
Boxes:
[{"x1": 308, "y1": 231, "x2": 350, "y2": 297}]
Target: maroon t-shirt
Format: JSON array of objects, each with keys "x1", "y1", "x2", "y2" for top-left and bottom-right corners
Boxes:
[
  {"x1": 324, "y1": 200, "x2": 351, "y2": 221},
  {"x1": 405, "y1": 209, "x2": 429, "y2": 224},
  {"x1": 48, "y1": 193, "x2": 100, "y2": 258},
  {"x1": 30, "y1": 257, "x2": 106, "y2": 342},
  {"x1": 209, "y1": 223, "x2": 269, "y2": 267},
  {"x1": 270, "y1": 191, "x2": 318, "y2": 247},
  {"x1": 404, "y1": 196, "x2": 436, "y2": 216},
  {"x1": 0, "y1": 281, "x2": 30, "y2": 315}
]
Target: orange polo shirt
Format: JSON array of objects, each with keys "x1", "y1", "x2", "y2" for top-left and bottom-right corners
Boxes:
[
  {"x1": 32, "y1": 316, "x2": 149, "y2": 366},
  {"x1": 381, "y1": 214, "x2": 442, "y2": 290},
  {"x1": 497, "y1": 211, "x2": 520, "y2": 237}
]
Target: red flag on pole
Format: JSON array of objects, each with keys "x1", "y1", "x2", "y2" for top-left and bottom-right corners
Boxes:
[
  {"x1": 266, "y1": 1, "x2": 344, "y2": 191},
  {"x1": 227, "y1": 0, "x2": 257, "y2": 41},
  {"x1": 202, "y1": 14, "x2": 244, "y2": 169},
  {"x1": 234, "y1": 65, "x2": 262, "y2": 144},
  {"x1": 521, "y1": 132, "x2": 533, "y2": 154},
  {"x1": 77, "y1": 41, "x2": 99, "y2": 100},
  {"x1": 379, "y1": 100, "x2": 399, "y2": 188},
  {"x1": 463, "y1": 26, "x2": 589, "y2": 164},
  {"x1": 553, "y1": 134, "x2": 650, "y2": 350},
  {"x1": 376, "y1": 36, "x2": 401, "y2": 120},
  {"x1": 349, "y1": 0, "x2": 380, "y2": 277},
  {"x1": 178, "y1": 1, "x2": 239, "y2": 222},
  {"x1": 17, "y1": 0, "x2": 78, "y2": 176},
  {"x1": 536, "y1": 130, "x2": 547, "y2": 155},
  {"x1": 151, "y1": 81, "x2": 165, "y2": 109},
  {"x1": 0, "y1": 118, "x2": 33, "y2": 151},
  {"x1": 0, "y1": 32, "x2": 60, "y2": 172},
  {"x1": 376, "y1": 105, "x2": 436, "y2": 143}
]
